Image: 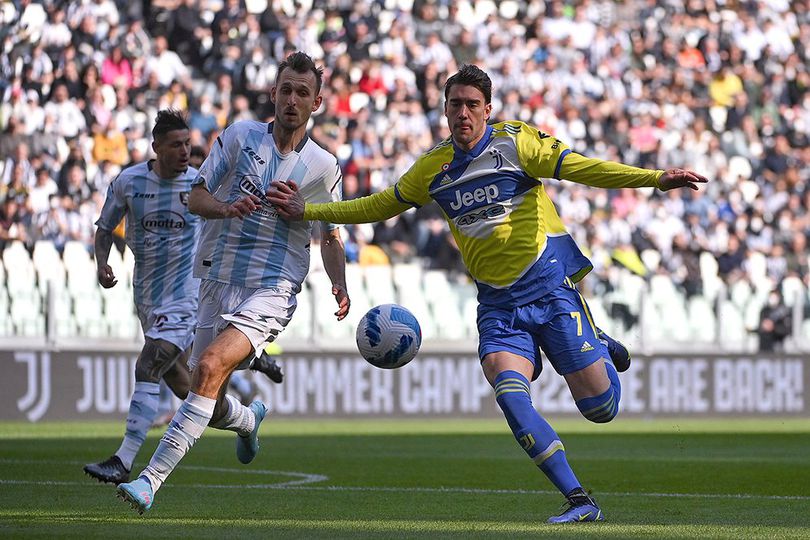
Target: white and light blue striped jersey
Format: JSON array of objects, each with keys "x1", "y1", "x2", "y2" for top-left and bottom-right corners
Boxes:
[
  {"x1": 95, "y1": 161, "x2": 202, "y2": 306},
  {"x1": 193, "y1": 121, "x2": 342, "y2": 291}
]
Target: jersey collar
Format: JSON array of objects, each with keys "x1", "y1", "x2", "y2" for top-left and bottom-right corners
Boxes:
[
  {"x1": 268, "y1": 121, "x2": 309, "y2": 153},
  {"x1": 451, "y1": 124, "x2": 493, "y2": 158}
]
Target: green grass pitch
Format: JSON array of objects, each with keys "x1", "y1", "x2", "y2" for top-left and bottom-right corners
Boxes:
[{"x1": 1, "y1": 418, "x2": 809, "y2": 539}]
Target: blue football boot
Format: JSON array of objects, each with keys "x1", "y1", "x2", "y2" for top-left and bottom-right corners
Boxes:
[
  {"x1": 236, "y1": 400, "x2": 268, "y2": 464},
  {"x1": 597, "y1": 328, "x2": 631, "y2": 372},
  {"x1": 547, "y1": 489, "x2": 605, "y2": 523},
  {"x1": 116, "y1": 476, "x2": 154, "y2": 514}
]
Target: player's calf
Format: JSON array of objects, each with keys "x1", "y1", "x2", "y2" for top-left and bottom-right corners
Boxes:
[{"x1": 575, "y1": 362, "x2": 621, "y2": 423}]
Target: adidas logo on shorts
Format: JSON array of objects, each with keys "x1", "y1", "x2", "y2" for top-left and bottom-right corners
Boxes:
[{"x1": 580, "y1": 341, "x2": 595, "y2": 353}]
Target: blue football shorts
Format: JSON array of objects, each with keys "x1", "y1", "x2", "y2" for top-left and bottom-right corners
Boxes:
[{"x1": 477, "y1": 278, "x2": 609, "y2": 380}]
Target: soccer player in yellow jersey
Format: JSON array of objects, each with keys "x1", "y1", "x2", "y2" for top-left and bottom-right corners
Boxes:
[{"x1": 268, "y1": 64, "x2": 707, "y2": 523}]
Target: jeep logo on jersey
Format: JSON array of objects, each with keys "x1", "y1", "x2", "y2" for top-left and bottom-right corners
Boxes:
[
  {"x1": 142, "y1": 211, "x2": 186, "y2": 232},
  {"x1": 456, "y1": 204, "x2": 506, "y2": 226},
  {"x1": 449, "y1": 184, "x2": 500, "y2": 211}
]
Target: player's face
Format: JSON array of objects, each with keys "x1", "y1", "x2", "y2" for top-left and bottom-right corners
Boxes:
[
  {"x1": 444, "y1": 84, "x2": 491, "y2": 151},
  {"x1": 271, "y1": 69, "x2": 322, "y2": 132},
  {"x1": 153, "y1": 129, "x2": 191, "y2": 174}
]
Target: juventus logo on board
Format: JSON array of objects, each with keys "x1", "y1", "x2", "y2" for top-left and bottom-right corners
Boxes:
[{"x1": 16, "y1": 352, "x2": 51, "y2": 422}]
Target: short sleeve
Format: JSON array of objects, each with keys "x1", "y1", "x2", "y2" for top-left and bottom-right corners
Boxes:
[
  {"x1": 95, "y1": 175, "x2": 127, "y2": 231},
  {"x1": 195, "y1": 125, "x2": 237, "y2": 193}
]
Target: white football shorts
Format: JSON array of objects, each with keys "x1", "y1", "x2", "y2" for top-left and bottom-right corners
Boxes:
[
  {"x1": 136, "y1": 298, "x2": 197, "y2": 351},
  {"x1": 188, "y1": 279, "x2": 297, "y2": 372}
]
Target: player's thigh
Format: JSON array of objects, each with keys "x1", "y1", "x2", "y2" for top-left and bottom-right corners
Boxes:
[
  {"x1": 477, "y1": 303, "x2": 541, "y2": 383},
  {"x1": 531, "y1": 281, "x2": 608, "y2": 380},
  {"x1": 218, "y1": 286, "x2": 297, "y2": 366},
  {"x1": 191, "y1": 280, "x2": 297, "y2": 373},
  {"x1": 192, "y1": 326, "x2": 254, "y2": 395}
]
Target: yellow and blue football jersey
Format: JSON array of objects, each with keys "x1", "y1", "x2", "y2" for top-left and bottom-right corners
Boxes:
[{"x1": 304, "y1": 120, "x2": 663, "y2": 307}]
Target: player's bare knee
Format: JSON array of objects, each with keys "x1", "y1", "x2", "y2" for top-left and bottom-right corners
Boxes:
[
  {"x1": 192, "y1": 352, "x2": 229, "y2": 390},
  {"x1": 135, "y1": 338, "x2": 182, "y2": 382}
]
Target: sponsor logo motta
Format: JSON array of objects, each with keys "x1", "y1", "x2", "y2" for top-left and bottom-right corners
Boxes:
[
  {"x1": 239, "y1": 175, "x2": 270, "y2": 205},
  {"x1": 141, "y1": 211, "x2": 186, "y2": 232},
  {"x1": 449, "y1": 184, "x2": 500, "y2": 211}
]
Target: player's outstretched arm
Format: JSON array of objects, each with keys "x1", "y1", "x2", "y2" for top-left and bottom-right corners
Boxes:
[
  {"x1": 188, "y1": 184, "x2": 261, "y2": 219},
  {"x1": 556, "y1": 152, "x2": 709, "y2": 191},
  {"x1": 657, "y1": 168, "x2": 709, "y2": 191},
  {"x1": 94, "y1": 227, "x2": 118, "y2": 288},
  {"x1": 267, "y1": 181, "x2": 411, "y2": 224},
  {"x1": 320, "y1": 228, "x2": 350, "y2": 321}
]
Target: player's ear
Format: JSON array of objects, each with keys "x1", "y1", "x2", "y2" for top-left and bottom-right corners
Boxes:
[
  {"x1": 270, "y1": 85, "x2": 277, "y2": 104},
  {"x1": 485, "y1": 102, "x2": 492, "y2": 121},
  {"x1": 312, "y1": 94, "x2": 322, "y2": 112}
]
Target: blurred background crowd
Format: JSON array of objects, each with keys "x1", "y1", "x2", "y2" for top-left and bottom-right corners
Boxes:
[{"x1": 0, "y1": 0, "x2": 808, "y2": 350}]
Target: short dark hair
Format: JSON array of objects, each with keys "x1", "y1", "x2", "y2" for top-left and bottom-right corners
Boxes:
[
  {"x1": 276, "y1": 51, "x2": 324, "y2": 94},
  {"x1": 444, "y1": 64, "x2": 492, "y2": 104},
  {"x1": 152, "y1": 109, "x2": 189, "y2": 140}
]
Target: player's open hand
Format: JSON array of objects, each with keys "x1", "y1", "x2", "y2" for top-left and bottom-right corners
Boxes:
[
  {"x1": 226, "y1": 194, "x2": 262, "y2": 218},
  {"x1": 97, "y1": 264, "x2": 118, "y2": 288},
  {"x1": 332, "y1": 283, "x2": 350, "y2": 321},
  {"x1": 266, "y1": 181, "x2": 305, "y2": 221},
  {"x1": 658, "y1": 168, "x2": 709, "y2": 191}
]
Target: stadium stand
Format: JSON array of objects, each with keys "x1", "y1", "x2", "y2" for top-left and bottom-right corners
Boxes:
[{"x1": 0, "y1": 0, "x2": 807, "y2": 352}]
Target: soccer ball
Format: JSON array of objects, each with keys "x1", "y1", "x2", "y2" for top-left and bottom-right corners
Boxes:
[{"x1": 356, "y1": 304, "x2": 422, "y2": 369}]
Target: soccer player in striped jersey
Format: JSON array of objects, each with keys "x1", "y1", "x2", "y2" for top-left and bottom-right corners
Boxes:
[
  {"x1": 268, "y1": 64, "x2": 708, "y2": 523},
  {"x1": 117, "y1": 52, "x2": 350, "y2": 513},
  {"x1": 84, "y1": 110, "x2": 200, "y2": 485}
]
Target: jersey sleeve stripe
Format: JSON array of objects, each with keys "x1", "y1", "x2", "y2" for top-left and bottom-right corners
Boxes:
[
  {"x1": 394, "y1": 184, "x2": 421, "y2": 208},
  {"x1": 216, "y1": 136, "x2": 223, "y2": 148},
  {"x1": 553, "y1": 148, "x2": 571, "y2": 179}
]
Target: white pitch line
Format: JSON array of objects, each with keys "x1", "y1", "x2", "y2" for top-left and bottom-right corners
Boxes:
[{"x1": 0, "y1": 456, "x2": 808, "y2": 503}]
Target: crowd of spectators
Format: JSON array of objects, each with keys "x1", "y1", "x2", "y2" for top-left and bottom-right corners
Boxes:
[{"x1": 0, "y1": 0, "x2": 808, "y2": 343}]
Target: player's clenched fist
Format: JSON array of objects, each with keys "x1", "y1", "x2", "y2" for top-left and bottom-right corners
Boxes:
[{"x1": 97, "y1": 264, "x2": 118, "y2": 288}]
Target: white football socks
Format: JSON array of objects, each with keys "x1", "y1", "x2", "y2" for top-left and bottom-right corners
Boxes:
[
  {"x1": 115, "y1": 381, "x2": 160, "y2": 471},
  {"x1": 210, "y1": 394, "x2": 256, "y2": 437},
  {"x1": 141, "y1": 392, "x2": 215, "y2": 492}
]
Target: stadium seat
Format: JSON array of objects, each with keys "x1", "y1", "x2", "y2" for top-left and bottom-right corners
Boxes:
[
  {"x1": 73, "y1": 288, "x2": 107, "y2": 338},
  {"x1": 729, "y1": 279, "x2": 753, "y2": 310},
  {"x1": 362, "y1": 265, "x2": 396, "y2": 305},
  {"x1": 781, "y1": 276, "x2": 804, "y2": 307},
  {"x1": 10, "y1": 296, "x2": 45, "y2": 337},
  {"x1": 699, "y1": 251, "x2": 722, "y2": 302},
  {"x1": 746, "y1": 251, "x2": 767, "y2": 284},
  {"x1": 32, "y1": 240, "x2": 60, "y2": 269},
  {"x1": 717, "y1": 300, "x2": 750, "y2": 351},
  {"x1": 63, "y1": 240, "x2": 92, "y2": 269},
  {"x1": 687, "y1": 296, "x2": 717, "y2": 343},
  {"x1": 392, "y1": 263, "x2": 424, "y2": 303},
  {"x1": 36, "y1": 258, "x2": 67, "y2": 295}
]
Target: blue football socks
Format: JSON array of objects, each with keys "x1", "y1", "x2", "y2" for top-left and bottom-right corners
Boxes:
[{"x1": 493, "y1": 370, "x2": 581, "y2": 495}]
